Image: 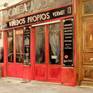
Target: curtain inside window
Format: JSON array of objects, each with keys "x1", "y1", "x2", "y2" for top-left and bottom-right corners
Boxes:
[
  {"x1": 36, "y1": 26, "x2": 45, "y2": 63},
  {"x1": 49, "y1": 23, "x2": 60, "y2": 64}
]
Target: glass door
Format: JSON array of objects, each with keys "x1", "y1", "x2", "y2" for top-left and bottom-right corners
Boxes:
[
  {"x1": 33, "y1": 21, "x2": 62, "y2": 82},
  {"x1": 48, "y1": 23, "x2": 62, "y2": 82},
  {"x1": 7, "y1": 31, "x2": 15, "y2": 77},
  {"x1": 34, "y1": 25, "x2": 47, "y2": 81},
  {"x1": 15, "y1": 29, "x2": 24, "y2": 78}
]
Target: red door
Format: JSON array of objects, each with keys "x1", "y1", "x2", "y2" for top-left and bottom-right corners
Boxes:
[
  {"x1": 33, "y1": 20, "x2": 62, "y2": 82},
  {"x1": 7, "y1": 27, "x2": 32, "y2": 80},
  {"x1": 7, "y1": 30, "x2": 16, "y2": 77},
  {"x1": 15, "y1": 27, "x2": 32, "y2": 80},
  {"x1": 15, "y1": 29, "x2": 24, "y2": 78},
  {"x1": 7, "y1": 29, "x2": 24, "y2": 78},
  {"x1": 47, "y1": 22, "x2": 62, "y2": 83},
  {"x1": 33, "y1": 25, "x2": 47, "y2": 81}
]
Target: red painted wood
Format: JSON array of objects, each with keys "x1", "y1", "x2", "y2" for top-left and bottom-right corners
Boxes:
[
  {"x1": 33, "y1": 26, "x2": 47, "y2": 81},
  {"x1": 61, "y1": 68, "x2": 77, "y2": 86},
  {"x1": 47, "y1": 22, "x2": 62, "y2": 83},
  {"x1": 3, "y1": 32, "x2": 8, "y2": 77},
  {"x1": 31, "y1": 28, "x2": 35, "y2": 80},
  {"x1": 15, "y1": 64, "x2": 24, "y2": 78},
  {"x1": 2, "y1": 2, "x2": 77, "y2": 86},
  {"x1": 23, "y1": 66, "x2": 32, "y2": 80},
  {"x1": 34, "y1": 64, "x2": 47, "y2": 81},
  {"x1": 7, "y1": 63, "x2": 16, "y2": 77},
  {"x1": 48, "y1": 66, "x2": 61, "y2": 82}
]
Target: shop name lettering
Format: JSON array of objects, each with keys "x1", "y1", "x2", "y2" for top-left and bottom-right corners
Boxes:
[{"x1": 8, "y1": 6, "x2": 72, "y2": 27}]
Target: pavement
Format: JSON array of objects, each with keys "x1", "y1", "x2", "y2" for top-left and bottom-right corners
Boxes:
[{"x1": 0, "y1": 77, "x2": 93, "y2": 93}]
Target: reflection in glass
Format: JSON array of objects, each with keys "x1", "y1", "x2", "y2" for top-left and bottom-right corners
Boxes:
[
  {"x1": 36, "y1": 26, "x2": 45, "y2": 64},
  {"x1": 0, "y1": 32, "x2": 4, "y2": 63},
  {"x1": 7, "y1": 31, "x2": 13, "y2": 62},
  {"x1": 16, "y1": 30, "x2": 23, "y2": 63},
  {"x1": 24, "y1": 27, "x2": 30, "y2": 65},
  {"x1": 49, "y1": 23, "x2": 60, "y2": 64}
]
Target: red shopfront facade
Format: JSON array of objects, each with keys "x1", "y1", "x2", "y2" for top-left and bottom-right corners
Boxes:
[{"x1": 2, "y1": 3, "x2": 77, "y2": 86}]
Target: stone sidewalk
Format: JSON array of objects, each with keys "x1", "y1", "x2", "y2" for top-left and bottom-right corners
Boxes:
[{"x1": 0, "y1": 78, "x2": 93, "y2": 93}]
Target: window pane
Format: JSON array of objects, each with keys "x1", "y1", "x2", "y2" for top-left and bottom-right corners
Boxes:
[
  {"x1": 49, "y1": 23, "x2": 60, "y2": 64},
  {"x1": 36, "y1": 26, "x2": 45, "y2": 64},
  {"x1": 0, "y1": 32, "x2": 4, "y2": 63},
  {"x1": 24, "y1": 27, "x2": 30, "y2": 65},
  {"x1": 7, "y1": 31, "x2": 13, "y2": 62},
  {"x1": 16, "y1": 30, "x2": 23, "y2": 63}
]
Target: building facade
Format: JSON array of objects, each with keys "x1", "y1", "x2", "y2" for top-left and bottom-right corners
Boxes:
[{"x1": 0, "y1": 0, "x2": 93, "y2": 86}]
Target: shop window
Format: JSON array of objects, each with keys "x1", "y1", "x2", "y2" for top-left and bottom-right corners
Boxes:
[
  {"x1": 24, "y1": 27, "x2": 30, "y2": 65},
  {"x1": 0, "y1": 32, "x2": 4, "y2": 63},
  {"x1": 16, "y1": 29, "x2": 23, "y2": 63},
  {"x1": 35, "y1": 26, "x2": 45, "y2": 64},
  {"x1": 49, "y1": 23, "x2": 60, "y2": 64},
  {"x1": 7, "y1": 31, "x2": 13, "y2": 62}
]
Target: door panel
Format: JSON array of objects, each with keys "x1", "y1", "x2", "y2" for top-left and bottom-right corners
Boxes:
[
  {"x1": 48, "y1": 66, "x2": 61, "y2": 82},
  {"x1": 7, "y1": 31, "x2": 15, "y2": 77},
  {"x1": 15, "y1": 29, "x2": 24, "y2": 78},
  {"x1": 23, "y1": 66, "x2": 32, "y2": 80},
  {"x1": 83, "y1": 19, "x2": 93, "y2": 52},
  {"x1": 7, "y1": 63, "x2": 16, "y2": 77},
  {"x1": 34, "y1": 25, "x2": 47, "y2": 81},
  {"x1": 48, "y1": 23, "x2": 62, "y2": 82},
  {"x1": 82, "y1": 18, "x2": 93, "y2": 84},
  {"x1": 83, "y1": 66, "x2": 93, "y2": 81},
  {"x1": 35, "y1": 65, "x2": 47, "y2": 80},
  {"x1": 83, "y1": 53, "x2": 93, "y2": 65}
]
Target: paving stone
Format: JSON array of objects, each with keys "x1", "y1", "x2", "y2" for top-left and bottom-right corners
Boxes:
[{"x1": 0, "y1": 78, "x2": 93, "y2": 93}]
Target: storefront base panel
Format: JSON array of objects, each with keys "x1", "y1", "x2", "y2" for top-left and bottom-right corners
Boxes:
[
  {"x1": 15, "y1": 64, "x2": 24, "y2": 79},
  {"x1": 7, "y1": 64, "x2": 16, "y2": 77},
  {"x1": 2, "y1": 64, "x2": 77, "y2": 86},
  {"x1": 47, "y1": 66, "x2": 61, "y2": 83},
  {"x1": 34, "y1": 64, "x2": 47, "y2": 81},
  {"x1": 0, "y1": 64, "x2": 5, "y2": 77},
  {"x1": 23, "y1": 66, "x2": 33, "y2": 80},
  {"x1": 61, "y1": 68, "x2": 77, "y2": 86}
]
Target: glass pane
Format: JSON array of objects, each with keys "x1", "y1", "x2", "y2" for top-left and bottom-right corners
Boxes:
[
  {"x1": 49, "y1": 23, "x2": 60, "y2": 64},
  {"x1": 16, "y1": 30, "x2": 23, "y2": 63},
  {"x1": 7, "y1": 31, "x2": 13, "y2": 62},
  {"x1": 84, "y1": 1, "x2": 93, "y2": 14},
  {"x1": 36, "y1": 26, "x2": 45, "y2": 64},
  {"x1": 24, "y1": 27, "x2": 30, "y2": 65},
  {"x1": 0, "y1": 32, "x2": 4, "y2": 63}
]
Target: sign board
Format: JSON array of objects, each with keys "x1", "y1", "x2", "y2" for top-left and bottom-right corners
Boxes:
[
  {"x1": 7, "y1": 5, "x2": 72, "y2": 28},
  {"x1": 63, "y1": 18, "x2": 74, "y2": 67}
]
